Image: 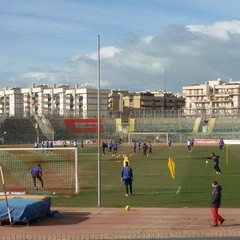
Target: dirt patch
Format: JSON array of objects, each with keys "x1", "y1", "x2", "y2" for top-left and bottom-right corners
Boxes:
[{"x1": 0, "y1": 207, "x2": 240, "y2": 239}]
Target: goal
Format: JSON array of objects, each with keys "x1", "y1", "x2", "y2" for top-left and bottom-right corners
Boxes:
[
  {"x1": 128, "y1": 132, "x2": 169, "y2": 144},
  {"x1": 0, "y1": 147, "x2": 79, "y2": 195},
  {"x1": 223, "y1": 139, "x2": 240, "y2": 165}
]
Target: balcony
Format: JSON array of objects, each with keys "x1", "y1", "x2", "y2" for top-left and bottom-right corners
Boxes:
[
  {"x1": 212, "y1": 99, "x2": 232, "y2": 103},
  {"x1": 185, "y1": 93, "x2": 206, "y2": 97},
  {"x1": 193, "y1": 99, "x2": 210, "y2": 103}
]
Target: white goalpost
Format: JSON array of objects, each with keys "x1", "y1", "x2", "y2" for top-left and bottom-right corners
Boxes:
[
  {"x1": 223, "y1": 139, "x2": 240, "y2": 165},
  {"x1": 0, "y1": 166, "x2": 12, "y2": 224},
  {"x1": 128, "y1": 132, "x2": 169, "y2": 144},
  {"x1": 0, "y1": 147, "x2": 79, "y2": 195}
]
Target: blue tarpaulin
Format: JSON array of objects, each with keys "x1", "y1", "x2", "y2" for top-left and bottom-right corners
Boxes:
[{"x1": 0, "y1": 197, "x2": 51, "y2": 223}]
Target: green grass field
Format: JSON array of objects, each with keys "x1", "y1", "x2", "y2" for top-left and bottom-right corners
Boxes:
[{"x1": 51, "y1": 143, "x2": 240, "y2": 208}]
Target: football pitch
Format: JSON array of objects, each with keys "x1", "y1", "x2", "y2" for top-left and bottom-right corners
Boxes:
[{"x1": 51, "y1": 143, "x2": 240, "y2": 208}]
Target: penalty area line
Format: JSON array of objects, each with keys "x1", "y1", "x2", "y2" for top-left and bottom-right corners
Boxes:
[{"x1": 176, "y1": 186, "x2": 181, "y2": 194}]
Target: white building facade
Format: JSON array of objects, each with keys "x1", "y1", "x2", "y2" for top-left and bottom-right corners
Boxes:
[
  {"x1": 0, "y1": 87, "x2": 23, "y2": 117},
  {"x1": 1, "y1": 84, "x2": 109, "y2": 118},
  {"x1": 182, "y1": 79, "x2": 240, "y2": 116}
]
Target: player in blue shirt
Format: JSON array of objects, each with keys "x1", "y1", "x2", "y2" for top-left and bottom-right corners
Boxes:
[
  {"x1": 31, "y1": 163, "x2": 44, "y2": 190},
  {"x1": 218, "y1": 139, "x2": 224, "y2": 152},
  {"x1": 148, "y1": 141, "x2": 153, "y2": 155},
  {"x1": 121, "y1": 161, "x2": 133, "y2": 196},
  {"x1": 133, "y1": 140, "x2": 137, "y2": 153},
  {"x1": 112, "y1": 141, "x2": 118, "y2": 156},
  {"x1": 137, "y1": 139, "x2": 141, "y2": 150}
]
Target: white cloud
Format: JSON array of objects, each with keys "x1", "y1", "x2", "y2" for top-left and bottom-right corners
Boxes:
[
  {"x1": 72, "y1": 46, "x2": 121, "y2": 62},
  {"x1": 100, "y1": 47, "x2": 122, "y2": 59},
  {"x1": 2, "y1": 20, "x2": 240, "y2": 93},
  {"x1": 187, "y1": 20, "x2": 240, "y2": 40}
]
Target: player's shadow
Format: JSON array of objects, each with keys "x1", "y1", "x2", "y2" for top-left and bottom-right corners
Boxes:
[
  {"x1": 0, "y1": 212, "x2": 91, "y2": 227},
  {"x1": 44, "y1": 211, "x2": 90, "y2": 226},
  {"x1": 30, "y1": 211, "x2": 91, "y2": 226},
  {"x1": 226, "y1": 223, "x2": 240, "y2": 227}
]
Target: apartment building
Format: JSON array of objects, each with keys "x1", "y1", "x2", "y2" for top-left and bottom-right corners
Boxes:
[
  {"x1": 74, "y1": 87, "x2": 109, "y2": 118},
  {"x1": 123, "y1": 92, "x2": 155, "y2": 110},
  {"x1": 1, "y1": 84, "x2": 110, "y2": 118},
  {"x1": 182, "y1": 79, "x2": 240, "y2": 116},
  {"x1": 123, "y1": 91, "x2": 185, "y2": 111},
  {"x1": 0, "y1": 84, "x2": 185, "y2": 118},
  {"x1": 152, "y1": 91, "x2": 185, "y2": 110},
  {"x1": 108, "y1": 90, "x2": 129, "y2": 115},
  {"x1": 22, "y1": 84, "x2": 49, "y2": 117},
  {"x1": 0, "y1": 87, "x2": 23, "y2": 117}
]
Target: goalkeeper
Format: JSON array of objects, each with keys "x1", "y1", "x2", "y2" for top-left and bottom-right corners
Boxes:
[
  {"x1": 31, "y1": 163, "x2": 44, "y2": 190},
  {"x1": 207, "y1": 153, "x2": 222, "y2": 174}
]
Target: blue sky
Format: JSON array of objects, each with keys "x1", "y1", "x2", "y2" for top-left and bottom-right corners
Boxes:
[{"x1": 1, "y1": 0, "x2": 240, "y2": 93}]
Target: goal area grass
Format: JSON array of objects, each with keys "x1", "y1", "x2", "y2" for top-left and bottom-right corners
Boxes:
[{"x1": 1, "y1": 143, "x2": 240, "y2": 208}]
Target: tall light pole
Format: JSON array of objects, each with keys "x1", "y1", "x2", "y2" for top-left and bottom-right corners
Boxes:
[
  {"x1": 97, "y1": 35, "x2": 101, "y2": 207},
  {"x1": 0, "y1": 131, "x2": 6, "y2": 144},
  {"x1": 35, "y1": 123, "x2": 39, "y2": 145}
]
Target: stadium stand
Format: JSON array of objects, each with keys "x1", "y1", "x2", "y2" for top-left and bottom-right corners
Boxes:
[
  {"x1": 0, "y1": 117, "x2": 44, "y2": 144},
  {"x1": 213, "y1": 117, "x2": 240, "y2": 132},
  {"x1": 134, "y1": 118, "x2": 195, "y2": 133},
  {"x1": 193, "y1": 117, "x2": 202, "y2": 133},
  {"x1": 1, "y1": 114, "x2": 239, "y2": 144},
  {"x1": 102, "y1": 118, "x2": 115, "y2": 138},
  {"x1": 129, "y1": 118, "x2": 135, "y2": 132},
  {"x1": 47, "y1": 117, "x2": 116, "y2": 140},
  {"x1": 47, "y1": 117, "x2": 70, "y2": 140},
  {"x1": 207, "y1": 117, "x2": 216, "y2": 133}
]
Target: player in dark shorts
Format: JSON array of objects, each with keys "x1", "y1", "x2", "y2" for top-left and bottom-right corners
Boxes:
[
  {"x1": 31, "y1": 163, "x2": 44, "y2": 190},
  {"x1": 207, "y1": 153, "x2": 222, "y2": 174}
]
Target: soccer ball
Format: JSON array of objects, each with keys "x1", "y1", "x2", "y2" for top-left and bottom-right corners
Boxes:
[
  {"x1": 206, "y1": 160, "x2": 208, "y2": 164},
  {"x1": 125, "y1": 205, "x2": 130, "y2": 211}
]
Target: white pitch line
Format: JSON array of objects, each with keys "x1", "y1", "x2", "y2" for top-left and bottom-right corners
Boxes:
[{"x1": 176, "y1": 186, "x2": 181, "y2": 194}]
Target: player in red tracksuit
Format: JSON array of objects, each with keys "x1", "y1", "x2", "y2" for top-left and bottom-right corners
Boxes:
[{"x1": 211, "y1": 180, "x2": 225, "y2": 227}]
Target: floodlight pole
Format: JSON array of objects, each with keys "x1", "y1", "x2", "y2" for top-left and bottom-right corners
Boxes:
[
  {"x1": 35, "y1": 123, "x2": 39, "y2": 145},
  {"x1": 97, "y1": 35, "x2": 101, "y2": 207}
]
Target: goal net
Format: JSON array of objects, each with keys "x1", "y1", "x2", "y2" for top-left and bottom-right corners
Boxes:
[
  {"x1": 0, "y1": 147, "x2": 79, "y2": 196},
  {"x1": 223, "y1": 140, "x2": 240, "y2": 165},
  {"x1": 128, "y1": 132, "x2": 169, "y2": 144}
]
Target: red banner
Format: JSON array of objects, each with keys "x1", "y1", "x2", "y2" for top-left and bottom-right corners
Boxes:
[
  {"x1": 194, "y1": 139, "x2": 219, "y2": 145},
  {"x1": 64, "y1": 118, "x2": 104, "y2": 133}
]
